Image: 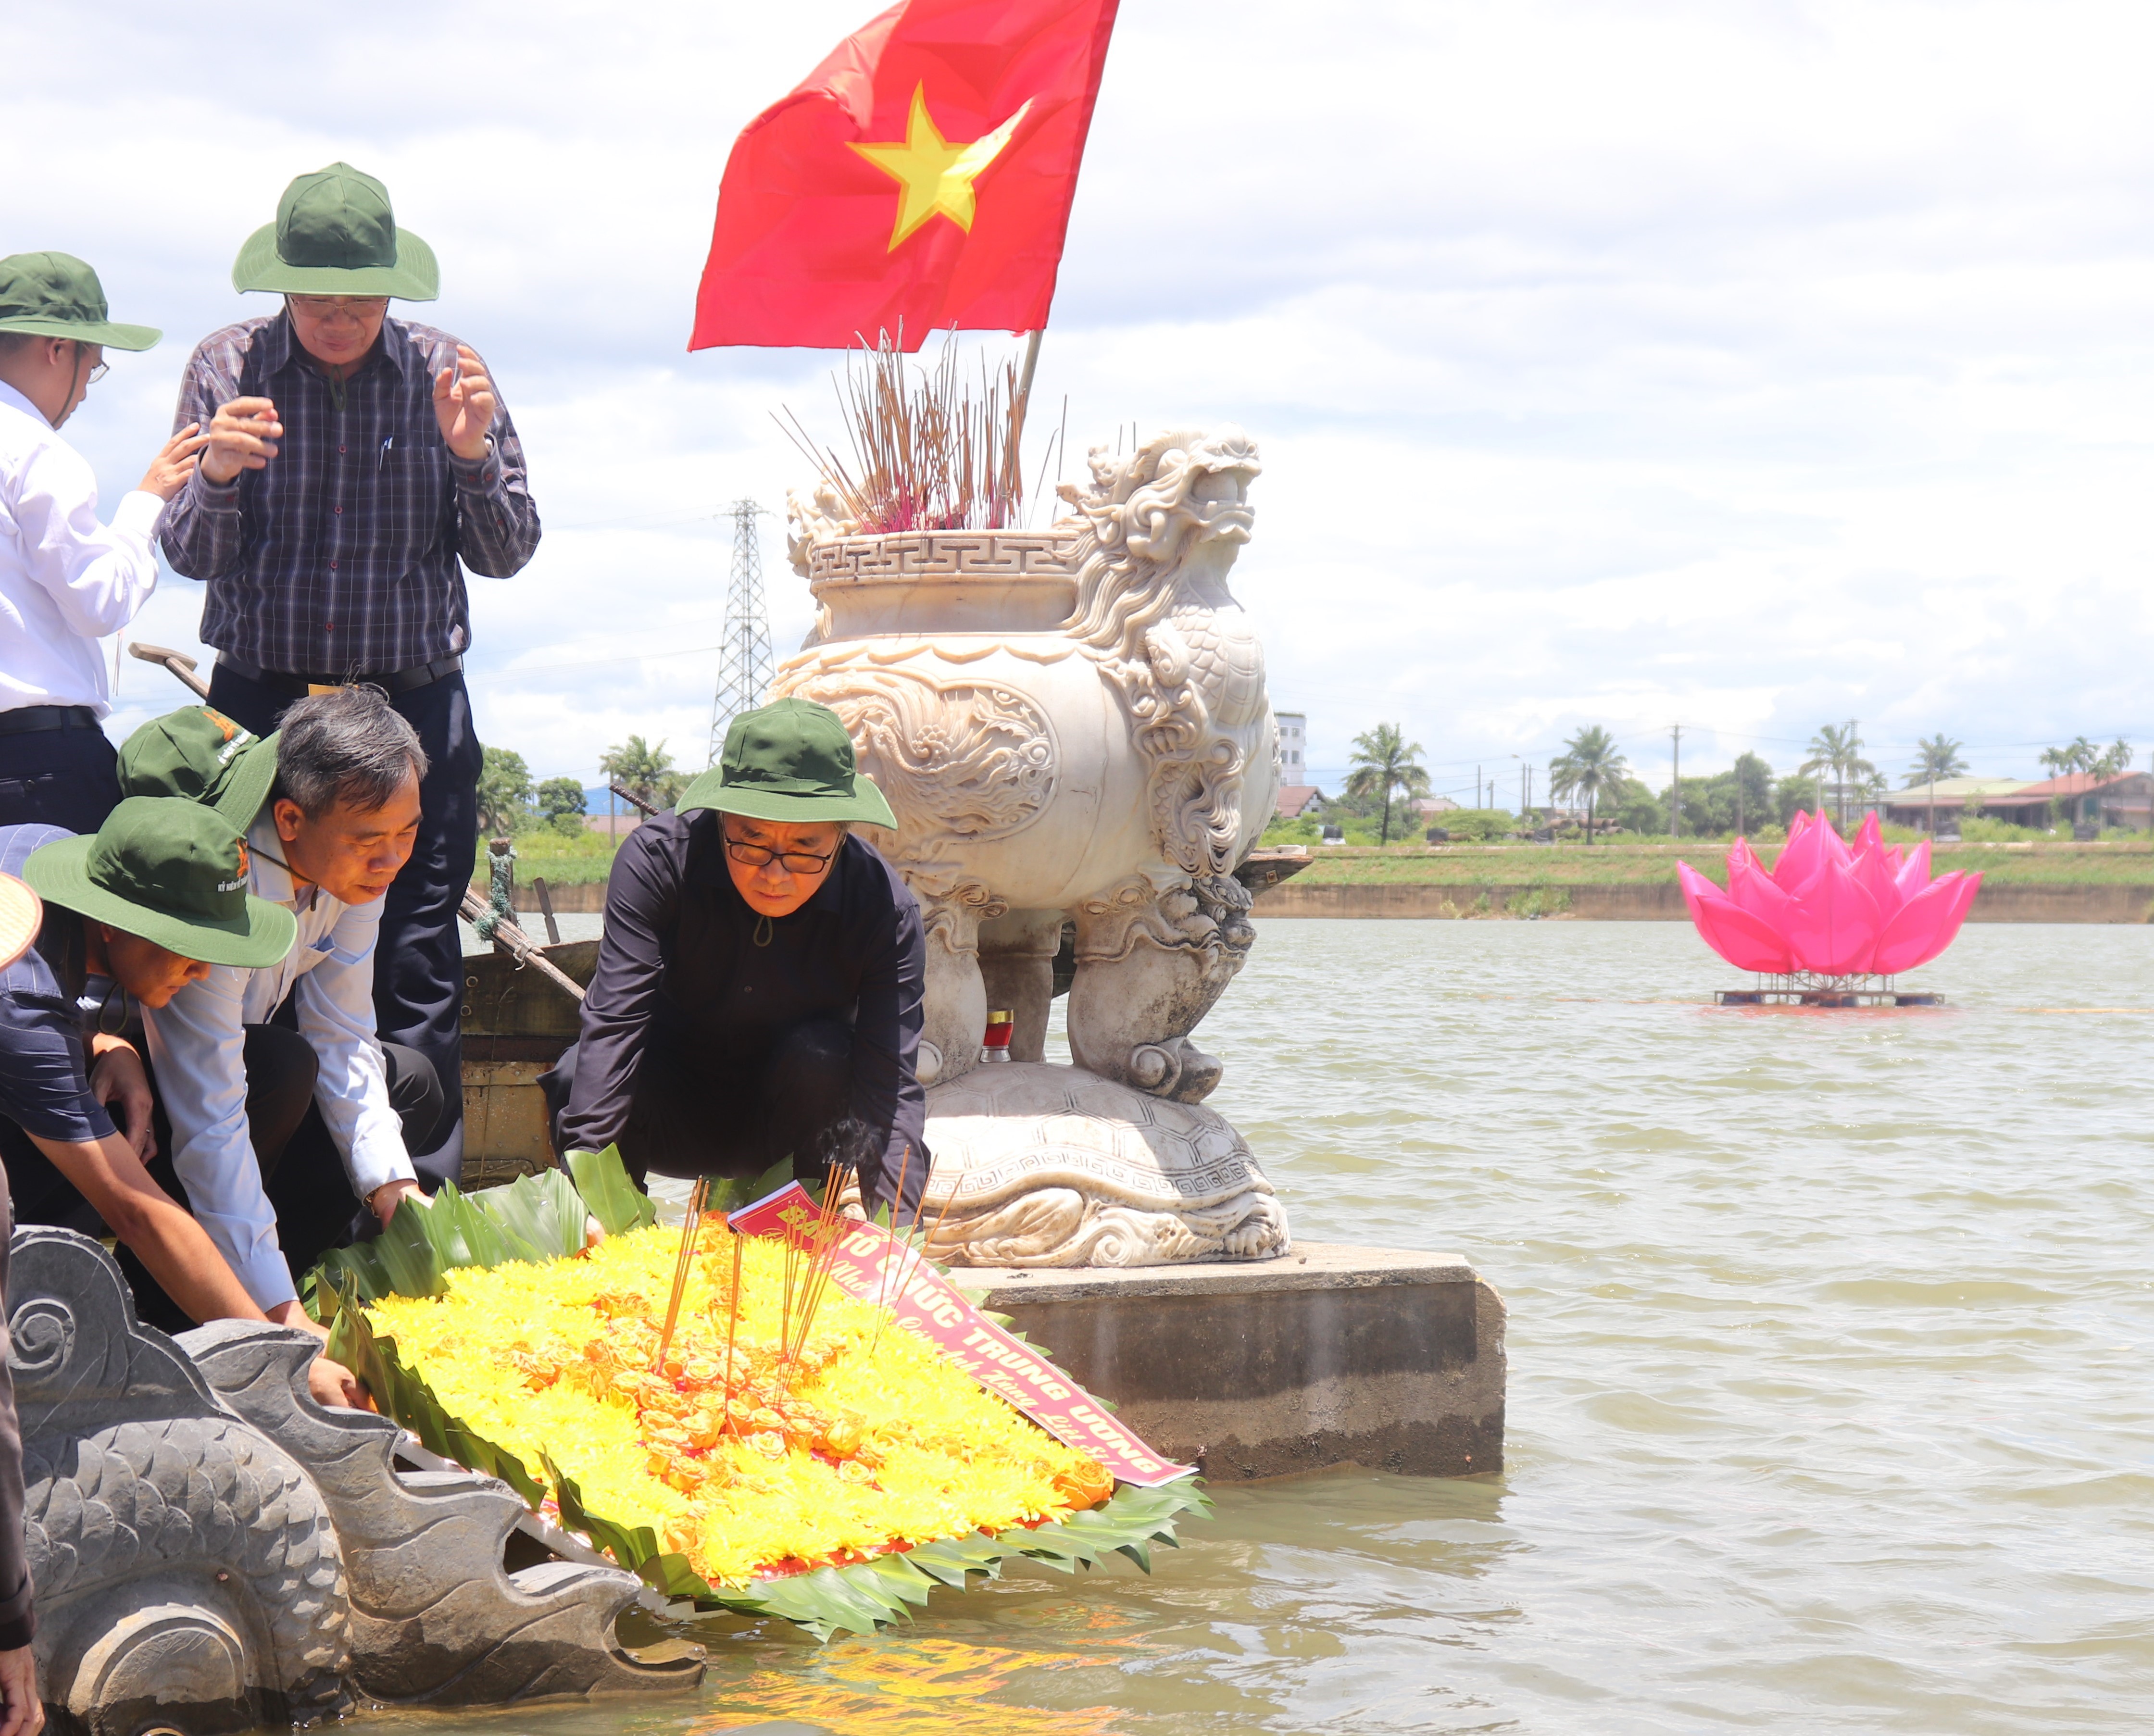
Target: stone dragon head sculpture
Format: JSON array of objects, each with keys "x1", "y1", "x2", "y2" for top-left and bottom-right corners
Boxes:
[
  {"x1": 1053, "y1": 428, "x2": 1266, "y2": 877},
  {"x1": 1056, "y1": 427, "x2": 1262, "y2": 663}
]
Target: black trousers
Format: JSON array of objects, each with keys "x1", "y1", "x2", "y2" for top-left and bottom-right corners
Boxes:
[
  {"x1": 0, "y1": 1024, "x2": 442, "y2": 1333},
  {"x1": 206, "y1": 662, "x2": 480, "y2": 1183},
  {"x1": 538, "y1": 1017, "x2": 863, "y2": 1189},
  {"x1": 266, "y1": 1039, "x2": 445, "y2": 1291},
  {"x1": 0, "y1": 722, "x2": 122, "y2": 835}
]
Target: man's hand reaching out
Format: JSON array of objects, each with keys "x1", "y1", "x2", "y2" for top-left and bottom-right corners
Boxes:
[
  {"x1": 370, "y1": 1178, "x2": 425, "y2": 1229},
  {"x1": 87, "y1": 1038, "x2": 155, "y2": 1162},
  {"x1": 263, "y1": 1300, "x2": 375, "y2": 1411},
  {"x1": 0, "y1": 1642, "x2": 44, "y2": 1736}
]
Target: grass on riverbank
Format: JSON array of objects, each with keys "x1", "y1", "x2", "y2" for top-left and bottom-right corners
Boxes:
[
  {"x1": 479, "y1": 830, "x2": 2154, "y2": 896},
  {"x1": 474, "y1": 827, "x2": 625, "y2": 889}
]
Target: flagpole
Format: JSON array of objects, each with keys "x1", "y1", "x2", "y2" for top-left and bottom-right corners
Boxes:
[
  {"x1": 1012, "y1": 328, "x2": 1043, "y2": 447},
  {"x1": 1010, "y1": 327, "x2": 1044, "y2": 525}
]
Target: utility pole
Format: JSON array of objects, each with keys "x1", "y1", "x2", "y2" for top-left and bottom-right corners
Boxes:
[
  {"x1": 1670, "y1": 724, "x2": 1682, "y2": 838},
  {"x1": 1476, "y1": 765, "x2": 1482, "y2": 810},
  {"x1": 707, "y1": 500, "x2": 776, "y2": 766}
]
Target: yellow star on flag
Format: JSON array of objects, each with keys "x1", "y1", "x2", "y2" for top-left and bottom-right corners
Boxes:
[{"x1": 849, "y1": 84, "x2": 1035, "y2": 252}]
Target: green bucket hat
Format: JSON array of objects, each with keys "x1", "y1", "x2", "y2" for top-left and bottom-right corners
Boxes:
[
  {"x1": 0, "y1": 252, "x2": 160, "y2": 350},
  {"x1": 23, "y1": 798, "x2": 296, "y2": 970},
  {"x1": 677, "y1": 698, "x2": 897, "y2": 827},
  {"x1": 116, "y1": 705, "x2": 279, "y2": 828},
  {"x1": 231, "y1": 162, "x2": 439, "y2": 300}
]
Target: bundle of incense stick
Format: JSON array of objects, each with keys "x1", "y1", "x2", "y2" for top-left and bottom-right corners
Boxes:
[
  {"x1": 769, "y1": 1161, "x2": 857, "y2": 1405},
  {"x1": 776, "y1": 329, "x2": 1025, "y2": 536},
  {"x1": 718, "y1": 1232, "x2": 745, "y2": 1437},
  {"x1": 651, "y1": 1176, "x2": 711, "y2": 1374},
  {"x1": 868, "y1": 1146, "x2": 962, "y2": 1361}
]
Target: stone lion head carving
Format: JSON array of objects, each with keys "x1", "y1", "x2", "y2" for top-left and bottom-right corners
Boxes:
[{"x1": 1057, "y1": 427, "x2": 1262, "y2": 662}]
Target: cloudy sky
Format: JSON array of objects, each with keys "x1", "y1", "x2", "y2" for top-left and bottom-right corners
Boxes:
[{"x1": 13, "y1": 0, "x2": 2154, "y2": 806}]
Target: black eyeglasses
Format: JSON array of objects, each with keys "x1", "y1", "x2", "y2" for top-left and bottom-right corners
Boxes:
[
  {"x1": 724, "y1": 837, "x2": 837, "y2": 876},
  {"x1": 84, "y1": 360, "x2": 109, "y2": 385}
]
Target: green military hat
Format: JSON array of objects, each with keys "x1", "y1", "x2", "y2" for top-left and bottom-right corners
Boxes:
[
  {"x1": 116, "y1": 705, "x2": 280, "y2": 828},
  {"x1": 232, "y1": 162, "x2": 439, "y2": 300},
  {"x1": 677, "y1": 698, "x2": 896, "y2": 827},
  {"x1": 23, "y1": 798, "x2": 296, "y2": 970},
  {"x1": 0, "y1": 252, "x2": 160, "y2": 350}
]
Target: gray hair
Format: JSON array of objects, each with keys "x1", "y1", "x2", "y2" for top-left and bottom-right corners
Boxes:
[{"x1": 272, "y1": 684, "x2": 428, "y2": 818}]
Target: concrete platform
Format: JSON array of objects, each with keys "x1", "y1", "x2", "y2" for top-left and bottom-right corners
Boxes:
[{"x1": 962, "y1": 1242, "x2": 1505, "y2": 1483}]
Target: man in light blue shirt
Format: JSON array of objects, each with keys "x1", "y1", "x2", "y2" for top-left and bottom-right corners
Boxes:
[{"x1": 127, "y1": 687, "x2": 445, "y2": 1307}]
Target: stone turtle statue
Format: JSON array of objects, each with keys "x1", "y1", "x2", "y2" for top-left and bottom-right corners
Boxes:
[
  {"x1": 10, "y1": 1227, "x2": 700, "y2": 1735},
  {"x1": 919, "y1": 1062, "x2": 1288, "y2": 1266}
]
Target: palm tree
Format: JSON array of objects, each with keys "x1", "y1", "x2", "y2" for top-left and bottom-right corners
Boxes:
[
  {"x1": 1905, "y1": 733, "x2": 1968, "y2": 836},
  {"x1": 1547, "y1": 726, "x2": 1629, "y2": 845},
  {"x1": 598, "y1": 736, "x2": 684, "y2": 839},
  {"x1": 1802, "y1": 720, "x2": 1875, "y2": 831},
  {"x1": 1345, "y1": 723, "x2": 1430, "y2": 846},
  {"x1": 2039, "y1": 736, "x2": 2099, "y2": 777},
  {"x1": 2092, "y1": 736, "x2": 2135, "y2": 778}
]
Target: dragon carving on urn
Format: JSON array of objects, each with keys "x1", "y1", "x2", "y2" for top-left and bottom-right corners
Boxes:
[{"x1": 780, "y1": 427, "x2": 1278, "y2": 1108}]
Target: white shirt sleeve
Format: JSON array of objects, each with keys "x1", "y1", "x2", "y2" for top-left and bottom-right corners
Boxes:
[
  {"x1": 141, "y1": 964, "x2": 297, "y2": 1311},
  {"x1": 9, "y1": 440, "x2": 160, "y2": 639},
  {"x1": 295, "y1": 893, "x2": 415, "y2": 1200}
]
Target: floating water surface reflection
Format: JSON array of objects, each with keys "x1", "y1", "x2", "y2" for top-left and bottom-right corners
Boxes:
[{"x1": 430, "y1": 921, "x2": 2154, "y2": 1734}]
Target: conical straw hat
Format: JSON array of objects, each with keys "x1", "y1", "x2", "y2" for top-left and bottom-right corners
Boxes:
[{"x1": 0, "y1": 874, "x2": 44, "y2": 972}]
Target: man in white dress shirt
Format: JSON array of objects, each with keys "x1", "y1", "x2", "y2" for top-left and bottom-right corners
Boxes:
[
  {"x1": 0, "y1": 252, "x2": 206, "y2": 831},
  {"x1": 129, "y1": 685, "x2": 446, "y2": 1313}
]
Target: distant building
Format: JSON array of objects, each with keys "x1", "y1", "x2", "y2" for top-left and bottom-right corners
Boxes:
[
  {"x1": 1878, "y1": 772, "x2": 2154, "y2": 831},
  {"x1": 1982, "y1": 771, "x2": 2153, "y2": 831},
  {"x1": 1413, "y1": 796, "x2": 1461, "y2": 817},
  {"x1": 1277, "y1": 785, "x2": 1325, "y2": 819},
  {"x1": 1878, "y1": 777, "x2": 2032, "y2": 828},
  {"x1": 585, "y1": 812, "x2": 642, "y2": 838},
  {"x1": 1276, "y1": 712, "x2": 1307, "y2": 781}
]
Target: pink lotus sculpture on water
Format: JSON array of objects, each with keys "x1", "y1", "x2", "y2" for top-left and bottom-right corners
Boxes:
[{"x1": 1677, "y1": 811, "x2": 1982, "y2": 979}]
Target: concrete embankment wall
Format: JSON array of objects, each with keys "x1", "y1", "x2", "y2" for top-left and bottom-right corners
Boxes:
[
  {"x1": 470, "y1": 879, "x2": 609, "y2": 913},
  {"x1": 1254, "y1": 880, "x2": 2154, "y2": 923}
]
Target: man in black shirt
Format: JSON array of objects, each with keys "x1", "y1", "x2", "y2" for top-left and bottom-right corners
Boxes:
[{"x1": 543, "y1": 699, "x2": 929, "y2": 1213}]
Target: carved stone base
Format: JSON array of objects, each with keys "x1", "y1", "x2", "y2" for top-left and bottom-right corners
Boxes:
[
  {"x1": 920, "y1": 1062, "x2": 1290, "y2": 1268},
  {"x1": 11, "y1": 1229, "x2": 701, "y2": 1736}
]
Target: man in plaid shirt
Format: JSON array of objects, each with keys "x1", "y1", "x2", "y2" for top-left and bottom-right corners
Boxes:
[{"x1": 158, "y1": 162, "x2": 541, "y2": 1200}]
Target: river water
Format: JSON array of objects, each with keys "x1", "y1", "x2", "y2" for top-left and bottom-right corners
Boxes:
[{"x1": 430, "y1": 919, "x2": 2154, "y2": 1735}]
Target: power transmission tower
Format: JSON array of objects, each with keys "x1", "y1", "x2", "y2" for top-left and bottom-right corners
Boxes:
[{"x1": 707, "y1": 500, "x2": 776, "y2": 766}]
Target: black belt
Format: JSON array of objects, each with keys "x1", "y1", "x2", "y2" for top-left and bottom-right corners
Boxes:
[
  {"x1": 218, "y1": 654, "x2": 463, "y2": 698},
  {"x1": 0, "y1": 705, "x2": 100, "y2": 736}
]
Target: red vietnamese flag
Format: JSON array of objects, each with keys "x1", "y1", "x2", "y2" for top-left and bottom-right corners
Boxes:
[{"x1": 690, "y1": 0, "x2": 1119, "y2": 350}]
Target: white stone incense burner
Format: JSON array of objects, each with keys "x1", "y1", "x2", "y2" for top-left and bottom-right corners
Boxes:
[{"x1": 778, "y1": 427, "x2": 1291, "y2": 1266}]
